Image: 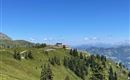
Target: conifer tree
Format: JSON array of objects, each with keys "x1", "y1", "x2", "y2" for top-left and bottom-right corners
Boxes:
[
  {"x1": 28, "y1": 51, "x2": 33, "y2": 59},
  {"x1": 109, "y1": 66, "x2": 114, "y2": 80},
  {"x1": 114, "y1": 72, "x2": 117, "y2": 80},
  {"x1": 40, "y1": 64, "x2": 53, "y2": 80}
]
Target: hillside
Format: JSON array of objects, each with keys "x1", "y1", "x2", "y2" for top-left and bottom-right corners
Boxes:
[
  {"x1": 84, "y1": 46, "x2": 130, "y2": 69},
  {"x1": 0, "y1": 33, "x2": 12, "y2": 40},
  {"x1": 0, "y1": 46, "x2": 129, "y2": 80},
  {"x1": 0, "y1": 32, "x2": 34, "y2": 48},
  {"x1": 0, "y1": 47, "x2": 81, "y2": 80},
  {"x1": 0, "y1": 40, "x2": 34, "y2": 48}
]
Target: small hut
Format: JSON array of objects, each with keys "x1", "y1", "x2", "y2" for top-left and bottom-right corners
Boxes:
[{"x1": 55, "y1": 43, "x2": 62, "y2": 47}]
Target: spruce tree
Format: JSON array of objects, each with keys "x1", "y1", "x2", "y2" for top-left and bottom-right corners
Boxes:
[
  {"x1": 28, "y1": 51, "x2": 33, "y2": 59},
  {"x1": 80, "y1": 52, "x2": 84, "y2": 59},
  {"x1": 40, "y1": 64, "x2": 53, "y2": 80},
  {"x1": 69, "y1": 49, "x2": 73, "y2": 55},
  {"x1": 114, "y1": 72, "x2": 117, "y2": 80},
  {"x1": 128, "y1": 71, "x2": 130, "y2": 77},
  {"x1": 109, "y1": 66, "x2": 114, "y2": 80}
]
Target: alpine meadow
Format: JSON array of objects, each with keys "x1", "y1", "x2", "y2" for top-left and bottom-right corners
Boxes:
[{"x1": 0, "y1": 0, "x2": 130, "y2": 80}]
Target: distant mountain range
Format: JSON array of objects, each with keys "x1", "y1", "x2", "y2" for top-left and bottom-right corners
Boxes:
[
  {"x1": 75, "y1": 44, "x2": 130, "y2": 69},
  {"x1": 0, "y1": 32, "x2": 34, "y2": 48},
  {"x1": 0, "y1": 32, "x2": 129, "y2": 80},
  {"x1": 1, "y1": 32, "x2": 130, "y2": 70},
  {"x1": 74, "y1": 42, "x2": 130, "y2": 48}
]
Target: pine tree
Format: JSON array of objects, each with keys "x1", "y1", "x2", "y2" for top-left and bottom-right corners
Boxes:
[
  {"x1": 73, "y1": 49, "x2": 78, "y2": 57},
  {"x1": 80, "y1": 52, "x2": 84, "y2": 59},
  {"x1": 47, "y1": 64, "x2": 53, "y2": 80},
  {"x1": 25, "y1": 52, "x2": 28, "y2": 59},
  {"x1": 114, "y1": 72, "x2": 117, "y2": 80},
  {"x1": 28, "y1": 51, "x2": 33, "y2": 59},
  {"x1": 119, "y1": 62, "x2": 123, "y2": 69},
  {"x1": 109, "y1": 66, "x2": 114, "y2": 80},
  {"x1": 128, "y1": 71, "x2": 130, "y2": 77},
  {"x1": 63, "y1": 45, "x2": 66, "y2": 49},
  {"x1": 17, "y1": 52, "x2": 21, "y2": 60},
  {"x1": 40, "y1": 64, "x2": 53, "y2": 80},
  {"x1": 49, "y1": 56, "x2": 60, "y2": 66},
  {"x1": 13, "y1": 50, "x2": 17, "y2": 59},
  {"x1": 13, "y1": 50, "x2": 21, "y2": 60},
  {"x1": 69, "y1": 49, "x2": 73, "y2": 55}
]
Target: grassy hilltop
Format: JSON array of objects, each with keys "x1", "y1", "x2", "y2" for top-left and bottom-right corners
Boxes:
[
  {"x1": 0, "y1": 46, "x2": 81, "y2": 80},
  {"x1": 0, "y1": 45, "x2": 129, "y2": 80}
]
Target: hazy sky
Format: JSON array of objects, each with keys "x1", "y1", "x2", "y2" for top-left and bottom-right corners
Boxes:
[{"x1": 0, "y1": 0, "x2": 129, "y2": 45}]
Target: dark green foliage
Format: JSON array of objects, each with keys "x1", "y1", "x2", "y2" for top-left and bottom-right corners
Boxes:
[
  {"x1": 102, "y1": 61, "x2": 106, "y2": 68},
  {"x1": 109, "y1": 66, "x2": 114, "y2": 80},
  {"x1": 119, "y1": 62, "x2": 123, "y2": 68},
  {"x1": 96, "y1": 54, "x2": 100, "y2": 59},
  {"x1": 89, "y1": 55, "x2": 105, "y2": 80},
  {"x1": 49, "y1": 56, "x2": 60, "y2": 65},
  {"x1": 101, "y1": 55, "x2": 106, "y2": 62},
  {"x1": 122, "y1": 70, "x2": 126, "y2": 74},
  {"x1": 109, "y1": 66, "x2": 117, "y2": 80},
  {"x1": 90, "y1": 64, "x2": 104, "y2": 80},
  {"x1": 41, "y1": 43, "x2": 47, "y2": 48},
  {"x1": 95, "y1": 54, "x2": 106, "y2": 68},
  {"x1": 64, "y1": 53, "x2": 108, "y2": 80},
  {"x1": 63, "y1": 57, "x2": 69, "y2": 67},
  {"x1": 63, "y1": 45, "x2": 66, "y2": 49},
  {"x1": 28, "y1": 51, "x2": 33, "y2": 59},
  {"x1": 14, "y1": 50, "x2": 33, "y2": 60},
  {"x1": 25, "y1": 52, "x2": 29, "y2": 59},
  {"x1": 96, "y1": 54, "x2": 107, "y2": 62},
  {"x1": 64, "y1": 56, "x2": 88, "y2": 80},
  {"x1": 80, "y1": 52, "x2": 84, "y2": 59},
  {"x1": 13, "y1": 50, "x2": 21, "y2": 60},
  {"x1": 73, "y1": 49, "x2": 78, "y2": 57},
  {"x1": 34, "y1": 43, "x2": 47, "y2": 48},
  {"x1": 114, "y1": 72, "x2": 117, "y2": 80},
  {"x1": 69, "y1": 49, "x2": 73, "y2": 55},
  {"x1": 128, "y1": 71, "x2": 130, "y2": 77},
  {"x1": 40, "y1": 64, "x2": 53, "y2": 80},
  {"x1": 69, "y1": 49, "x2": 78, "y2": 57},
  {"x1": 13, "y1": 50, "x2": 17, "y2": 59},
  {"x1": 25, "y1": 51, "x2": 33, "y2": 59}
]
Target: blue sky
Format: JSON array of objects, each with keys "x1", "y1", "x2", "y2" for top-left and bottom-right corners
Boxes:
[{"x1": 0, "y1": 0, "x2": 129, "y2": 45}]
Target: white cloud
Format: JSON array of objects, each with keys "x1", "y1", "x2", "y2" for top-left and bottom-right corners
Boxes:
[
  {"x1": 48, "y1": 38, "x2": 53, "y2": 41},
  {"x1": 84, "y1": 37, "x2": 89, "y2": 41},
  {"x1": 84, "y1": 37, "x2": 99, "y2": 42},
  {"x1": 92, "y1": 37, "x2": 97, "y2": 40},
  {"x1": 43, "y1": 38, "x2": 48, "y2": 41},
  {"x1": 29, "y1": 37, "x2": 35, "y2": 42}
]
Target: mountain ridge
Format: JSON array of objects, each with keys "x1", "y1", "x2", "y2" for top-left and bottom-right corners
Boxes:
[
  {"x1": 0, "y1": 32, "x2": 12, "y2": 40},
  {"x1": 0, "y1": 33, "x2": 129, "y2": 80},
  {"x1": 76, "y1": 45, "x2": 130, "y2": 70},
  {"x1": 0, "y1": 33, "x2": 34, "y2": 48}
]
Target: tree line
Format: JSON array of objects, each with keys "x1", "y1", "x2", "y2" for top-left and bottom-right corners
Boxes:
[
  {"x1": 63, "y1": 49, "x2": 118, "y2": 80},
  {"x1": 13, "y1": 50, "x2": 33, "y2": 60}
]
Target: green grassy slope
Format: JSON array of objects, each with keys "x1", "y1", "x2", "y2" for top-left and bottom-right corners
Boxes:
[
  {"x1": 0, "y1": 47, "x2": 129, "y2": 80},
  {"x1": 0, "y1": 40, "x2": 34, "y2": 48},
  {"x1": 0, "y1": 48, "x2": 81, "y2": 80}
]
